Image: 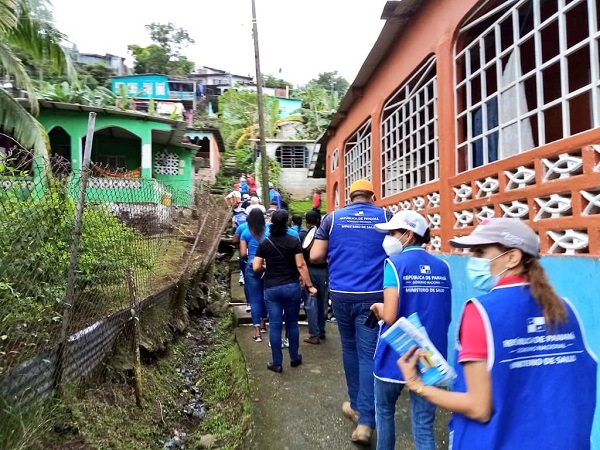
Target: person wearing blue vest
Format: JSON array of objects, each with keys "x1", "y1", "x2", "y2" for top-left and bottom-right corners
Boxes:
[
  {"x1": 311, "y1": 179, "x2": 392, "y2": 445},
  {"x1": 398, "y1": 218, "x2": 597, "y2": 450},
  {"x1": 269, "y1": 182, "x2": 282, "y2": 209},
  {"x1": 370, "y1": 210, "x2": 451, "y2": 450}
]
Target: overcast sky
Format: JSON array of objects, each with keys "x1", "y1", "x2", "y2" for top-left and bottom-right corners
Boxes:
[{"x1": 50, "y1": 0, "x2": 389, "y2": 86}]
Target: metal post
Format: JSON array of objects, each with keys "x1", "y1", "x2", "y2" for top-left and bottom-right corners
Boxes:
[
  {"x1": 127, "y1": 268, "x2": 143, "y2": 407},
  {"x1": 54, "y1": 112, "x2": 96, "y2": 396},
  {"x1": 251, "y1": 0, "x2": 270, "y2": 204}
]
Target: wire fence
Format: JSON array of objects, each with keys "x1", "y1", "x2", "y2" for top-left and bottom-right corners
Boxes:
[{"x1": 0, "y1": 139, "x2": 230, "y2": 411}]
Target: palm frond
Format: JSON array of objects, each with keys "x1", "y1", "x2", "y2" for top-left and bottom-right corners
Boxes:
[
  {"x1": 0, "y1": 88, "x2": 48, "y2": 158},
  {"x1": 7, "y1": 6, "x2": 77, "y2": 81},
  {"x1": 0, "y1": 41, "x2": 38, "y2": 112},
  {"x1": 0, "y1": 0, "x2": 19, "y2": 34}
]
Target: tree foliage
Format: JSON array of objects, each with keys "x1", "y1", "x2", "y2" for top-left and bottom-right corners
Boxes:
[
  {"x1": 263, "y1": 74, "x2": 292, "y2": 89},
  {"x1": 0, "y1": 0, "x2": 75, "y2": 156},
  {"x1": 217, "y1": 89, "x2": 280, "y2": 150},
  {"x1": 128, "y1": 22, "x2": 195, "y2": 76}
]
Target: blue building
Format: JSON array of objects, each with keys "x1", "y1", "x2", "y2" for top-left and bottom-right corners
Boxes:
[{"x1": 111, "y1": 74, "x2": 197, "y2": 123}]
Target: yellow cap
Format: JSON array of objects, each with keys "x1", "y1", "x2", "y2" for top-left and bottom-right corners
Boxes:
[{"x1": 349, "y1": 179, "x2": 375, "y2": 194}]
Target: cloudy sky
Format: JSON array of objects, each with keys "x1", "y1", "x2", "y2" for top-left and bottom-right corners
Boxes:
[{"x1": 50, "y1": 0, "x2": 389, "y2": 86}]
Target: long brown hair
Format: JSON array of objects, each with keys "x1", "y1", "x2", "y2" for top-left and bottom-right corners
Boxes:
[{"x1": 522, "y1": 255, "x2": 567, "y2": 325}]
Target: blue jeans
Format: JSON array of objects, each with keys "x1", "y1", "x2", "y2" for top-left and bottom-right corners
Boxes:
[
  {"x1": 374, "y1": 378, "x2": 436, "y2": 450},
  {"x1": 264, "y1": 282, "x2": 301, "y2": 366},
  {"x1": 245, "y1": 266, "x2": 267, "y2": 326},
  {"x1": 304, "y1": 266, "x2": 329, "y2": 338},
  {"x1": 332, "y1": 300, "x2": 378, "y2": 428}
]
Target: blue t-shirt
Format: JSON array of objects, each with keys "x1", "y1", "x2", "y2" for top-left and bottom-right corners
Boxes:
[{"x1": 234, "y1": 222, "x2": 248, "y2": 237}]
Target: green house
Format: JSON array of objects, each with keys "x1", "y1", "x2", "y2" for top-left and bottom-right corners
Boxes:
[{"x1": 35, "y1": 100, "x2": 199, "y2": 207}]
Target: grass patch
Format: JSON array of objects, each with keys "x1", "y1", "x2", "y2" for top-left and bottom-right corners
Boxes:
[
  {"x1": 288, "y1": 198, "x2": 327, "y2": 218},
  {"x1": 188, "y1": 313, "x2": 253, "y2": 449}
]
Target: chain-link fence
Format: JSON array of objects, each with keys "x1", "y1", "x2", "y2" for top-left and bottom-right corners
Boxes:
[{"x1": 0, "y1": 138, "x2": 230, "y2": 413}]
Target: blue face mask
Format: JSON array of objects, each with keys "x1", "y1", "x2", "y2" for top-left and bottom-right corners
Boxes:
[{"x1": 466, "y1": 251, "x2": 510, "y2": 294}]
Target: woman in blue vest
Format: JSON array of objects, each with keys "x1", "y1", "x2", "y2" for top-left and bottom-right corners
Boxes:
[
  {"x1": 371, "y1": 210, "x2": 451, "y2": 450},
  {"x1": 398, "y1": 218, "x2": 597, "y2": 450}
]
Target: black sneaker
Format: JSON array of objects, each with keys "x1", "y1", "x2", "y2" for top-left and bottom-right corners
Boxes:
[
  {"x1": 253, "y1": 335, "x2": 262, "y2": 342},
  {"x1": 290, "y1": 355, "x2": 303, "y2": 367},
  {"x1": 267, "y1": 362, "x2": 283, "y2": 373}
]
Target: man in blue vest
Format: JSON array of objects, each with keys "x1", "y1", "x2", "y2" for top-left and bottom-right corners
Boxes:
[
  {"x1": 311, "y1": 179, "x2": 391, "y2": 445},
  {"x1": 268, "y1": 182, "x2": 282, "y2": 209}
]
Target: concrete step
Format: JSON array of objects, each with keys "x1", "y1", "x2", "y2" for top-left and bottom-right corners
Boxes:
[{"x1": 232, "y1": 304, "x2": 307, "y2": 325}]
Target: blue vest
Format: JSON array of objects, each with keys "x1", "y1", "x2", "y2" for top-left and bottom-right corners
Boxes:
[
  {"x1": 450, "y1": 285, "x2": 597, "y2": 450},
  {"x1": 374, "y1": 247, "x2": 452, "y2": 382},
  {"x1": 233, "y1": 211, "x2": 247, "y2": 227},
  {"x1": 328, "y1": 202, "x2": 388, "y2": 302}
]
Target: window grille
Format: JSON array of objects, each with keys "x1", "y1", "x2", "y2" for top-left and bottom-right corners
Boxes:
[
  {"x1": 344, "y1": 119, "x2": 372, "y2": 204},
  {"x1": 381, "y1": 56, "x2": 438, "y2": 198},
  {"x1": 275, "y1": 145, "x2": 308, "y2": 168},
  {"x1": 455, "y1": 0, "x2": 600, "y2": 171}
]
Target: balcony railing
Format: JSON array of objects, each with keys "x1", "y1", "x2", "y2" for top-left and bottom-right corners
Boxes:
[{"x1": 168, "y1": 91, "x2": 195, "y2": 101}]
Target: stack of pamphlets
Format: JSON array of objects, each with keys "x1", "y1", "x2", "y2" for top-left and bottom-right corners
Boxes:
[{"x1": 380, "y1": 312, "x2": 456, "y2": 386}]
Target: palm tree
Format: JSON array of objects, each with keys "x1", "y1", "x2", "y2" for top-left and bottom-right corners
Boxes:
[{"x1": 0, "y1": 0, "x2": 75, "y2": 156}]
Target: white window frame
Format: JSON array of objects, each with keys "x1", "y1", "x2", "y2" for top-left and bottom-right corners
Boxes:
[
  {"x1": 381, "y1": 56, "x2": 439, "y2": 198},
  {"x1": 344, "y1": 119, "x2": 372, "y2": 204},
  {"x1": 455, "y1": 0, "x2": 600, "y2": 171}
]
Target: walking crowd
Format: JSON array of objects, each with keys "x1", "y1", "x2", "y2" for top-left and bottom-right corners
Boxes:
[{"x1": 228, "y1": 176, "x2": 597, "y2": 449}]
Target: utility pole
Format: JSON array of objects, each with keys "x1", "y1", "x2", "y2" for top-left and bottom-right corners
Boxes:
[{"x1": 251, "y1": 0, "x2": 270, "y2": 205}]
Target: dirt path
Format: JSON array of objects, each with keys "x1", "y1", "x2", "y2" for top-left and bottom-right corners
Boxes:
[{"x1": 231, "y1": 273, "x2": 451, "y2": 449}]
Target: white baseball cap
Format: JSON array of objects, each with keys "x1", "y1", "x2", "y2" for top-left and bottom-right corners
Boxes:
[
  {"x1": 375, "y1": 210, "x2": 429, "y2": 237},
  {"x1": 268, "y1": 182, "x2": 274, "y2": 188},
  {"x1": 450, "y1": 218, "x2": 540, "y2": 256}
]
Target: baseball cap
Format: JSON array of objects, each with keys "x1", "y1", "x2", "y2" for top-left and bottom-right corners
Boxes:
[
  {"x1": 450, "y1": 218, "x2": 540, "y2": 256},
  {"x1": 241, "y1": 193, "x2": 250, "y2": 200},
  {"x1": 375, "y1": 210, "x2": 429, "y2": 236},
  {"x1": 349, "y1": 179, "x2": 374, "y2": 195},
  {"x1": 268, "y1": 182, "x2": 274, "y2": 188}
]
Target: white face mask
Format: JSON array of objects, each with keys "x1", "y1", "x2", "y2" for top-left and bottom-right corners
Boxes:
[{"x1": 382, "y1": 231, "x2": 408, "y2": 257}]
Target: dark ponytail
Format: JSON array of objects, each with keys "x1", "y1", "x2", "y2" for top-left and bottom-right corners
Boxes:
[{"x1": 522, "y1": 256, "x2": 567, "y2": 325}]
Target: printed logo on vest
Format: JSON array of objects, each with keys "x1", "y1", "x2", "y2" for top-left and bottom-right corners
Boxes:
[
  {"x1": 420, "y1": 265, "x2": 431, "y2": 274},
  {"x1": 527, "y1": 317, "x2": 546, "y2": 333}
]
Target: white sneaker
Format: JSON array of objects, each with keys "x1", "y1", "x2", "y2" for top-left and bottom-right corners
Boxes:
[
  {"x1": 239, "y1": 273, "x2": 245, "y2": 285},
  {"x1": 245, "y1": 305, "x2": 251, "y2": 313}
]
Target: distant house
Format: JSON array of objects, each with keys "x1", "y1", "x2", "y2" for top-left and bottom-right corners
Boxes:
[
  {"x1": 76, "y1": 52, "x2": 128, "y2": 76},
  {"x1": 31, "y1": 100, "x2": 203, "y2": 208},
  {"x1": 189, "y1": 66, "x2": 253, "y2": 96},
  {"x1": 111, "y1": 74, "x2": 197, "y2": 125},
  {"x1": 183, "y1": 128, "x2": 224, "y2": 184},
  {"x1": 249, "y1": 138, "x2": 324, "y2": 198}
]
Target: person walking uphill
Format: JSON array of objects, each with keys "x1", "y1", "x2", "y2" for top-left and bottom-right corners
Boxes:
[
  {"x1": 398, "y1": 218, "x2": 597, "y2": 450},
  {"x1": 253, "y1": 209, "x2": 317, "y2": 373},
  {"x1": 370, "y1": 211, "x2": 451, "y2": 450},
  {"x1": 302, "y1": 210, "x2": 329, "y2": 344},
  {"x1": 240, "y1": 209, "x2": 269, "y2": 342},
  {"x1": 310, "y1": 179, "x2": 391, "y2": 445}
]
